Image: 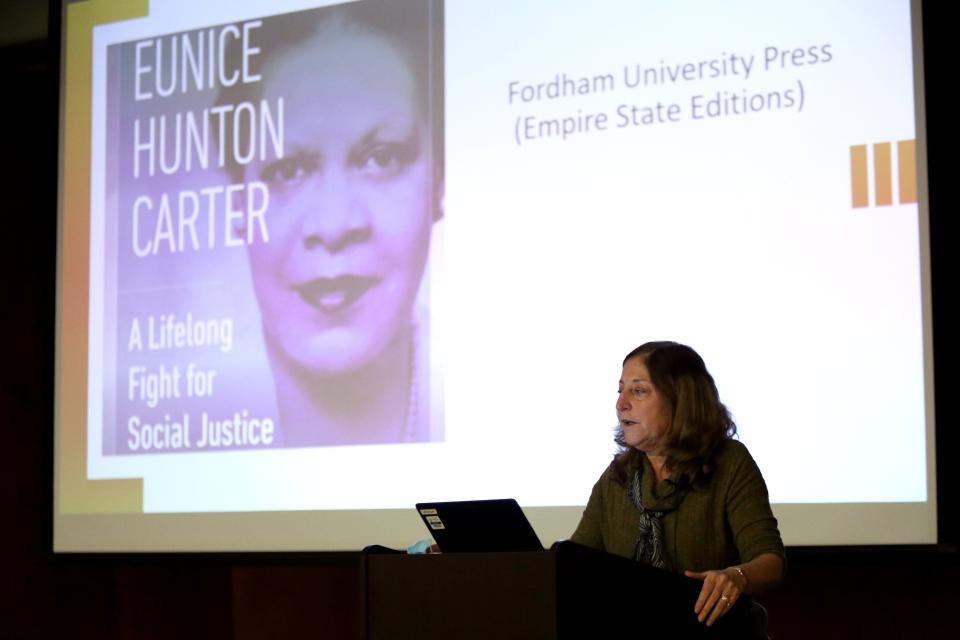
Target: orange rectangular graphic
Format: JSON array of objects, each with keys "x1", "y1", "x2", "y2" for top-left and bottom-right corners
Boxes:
[
  {"x1": 850, "y1": 145, "x2": 868, "y2": 208},
  {"x1": 873, "y1": 142, "x2": 892, "y2": 206},
  {"x1": 898, "y1": 139, "x2": 917, "y2": 204}
]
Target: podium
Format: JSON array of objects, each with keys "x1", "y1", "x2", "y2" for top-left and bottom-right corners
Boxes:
[{"x1": 362, "y1": 541, "x2": 755, "y2": 639}]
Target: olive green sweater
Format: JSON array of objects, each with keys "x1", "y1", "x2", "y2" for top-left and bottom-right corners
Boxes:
[{"x1": 570, "y1": 439, "x2": 784, "y2": 573}]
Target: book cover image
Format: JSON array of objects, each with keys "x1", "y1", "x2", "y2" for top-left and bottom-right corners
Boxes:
[{"x1": 99, "y1": 0, "x2": 446, "y2": 457}]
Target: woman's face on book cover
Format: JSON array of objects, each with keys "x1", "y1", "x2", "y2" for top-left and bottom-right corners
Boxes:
[{"x1": 246, "y1": 27, "x2": 435, "y2": 376}]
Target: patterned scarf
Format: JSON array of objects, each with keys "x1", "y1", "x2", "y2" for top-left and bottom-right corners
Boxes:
[{"x1": 629, "y1": 468, "x2": 667, "y2": 568}]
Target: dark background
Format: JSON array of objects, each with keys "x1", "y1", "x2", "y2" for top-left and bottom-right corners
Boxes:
[{"x1": 1, "y1": 1, "x2": 956, "y2": 638}]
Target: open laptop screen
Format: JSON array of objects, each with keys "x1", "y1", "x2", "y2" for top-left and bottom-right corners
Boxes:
[{"x1": 416, "y1": 499, "x2": 544, "y2": 553}]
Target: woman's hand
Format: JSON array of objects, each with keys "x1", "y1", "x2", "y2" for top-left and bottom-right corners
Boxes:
[
  {"x1": 684, "y1": 553, "x2": 784, "y2": 625},
  {"x1": 683, "y1": 566, "x2": 747, "y2": 626}
]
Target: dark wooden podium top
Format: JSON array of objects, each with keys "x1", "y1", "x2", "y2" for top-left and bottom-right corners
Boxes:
[{"x1": 362, "y1": 542, "x2": 754, "y2": 640}]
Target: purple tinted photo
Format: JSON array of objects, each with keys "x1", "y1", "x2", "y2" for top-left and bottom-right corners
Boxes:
[{"x1": 105, "y1": 0, "x2": 444, "y2": 454}]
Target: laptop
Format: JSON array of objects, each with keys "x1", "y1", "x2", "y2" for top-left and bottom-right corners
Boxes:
[{"x1": 415, "y1": 498, "x2": 544, "y2": 553}]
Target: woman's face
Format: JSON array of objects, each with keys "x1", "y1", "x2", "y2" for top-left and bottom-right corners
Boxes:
[
  {"x1": 246, "y1": 28, "x2": 435, "y2": 376},
  {"x1": 617, "y1": 357, "x2": 671, "y2": 453}
]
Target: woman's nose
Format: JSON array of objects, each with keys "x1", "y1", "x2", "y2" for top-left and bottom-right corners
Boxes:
[
  {"x1": 300, "y1": 169, "x2": 372, "y2": 252},
  {"x1": 616, "y1": 391, "x2": 629, "y2": 411}
]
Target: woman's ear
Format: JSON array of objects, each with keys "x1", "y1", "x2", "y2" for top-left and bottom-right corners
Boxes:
[{"x1": 433, "y1": 174, "x2": 445, "y2": 222}]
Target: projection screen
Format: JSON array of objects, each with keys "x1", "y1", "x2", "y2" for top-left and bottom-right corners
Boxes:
[{"x1": 54, "y1": 0, "x2": 936, "y2": 551}]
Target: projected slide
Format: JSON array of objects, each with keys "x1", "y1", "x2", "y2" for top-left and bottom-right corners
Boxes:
[{"x1": 56, "y1": 0, "x2": 933, "y2": 549}]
